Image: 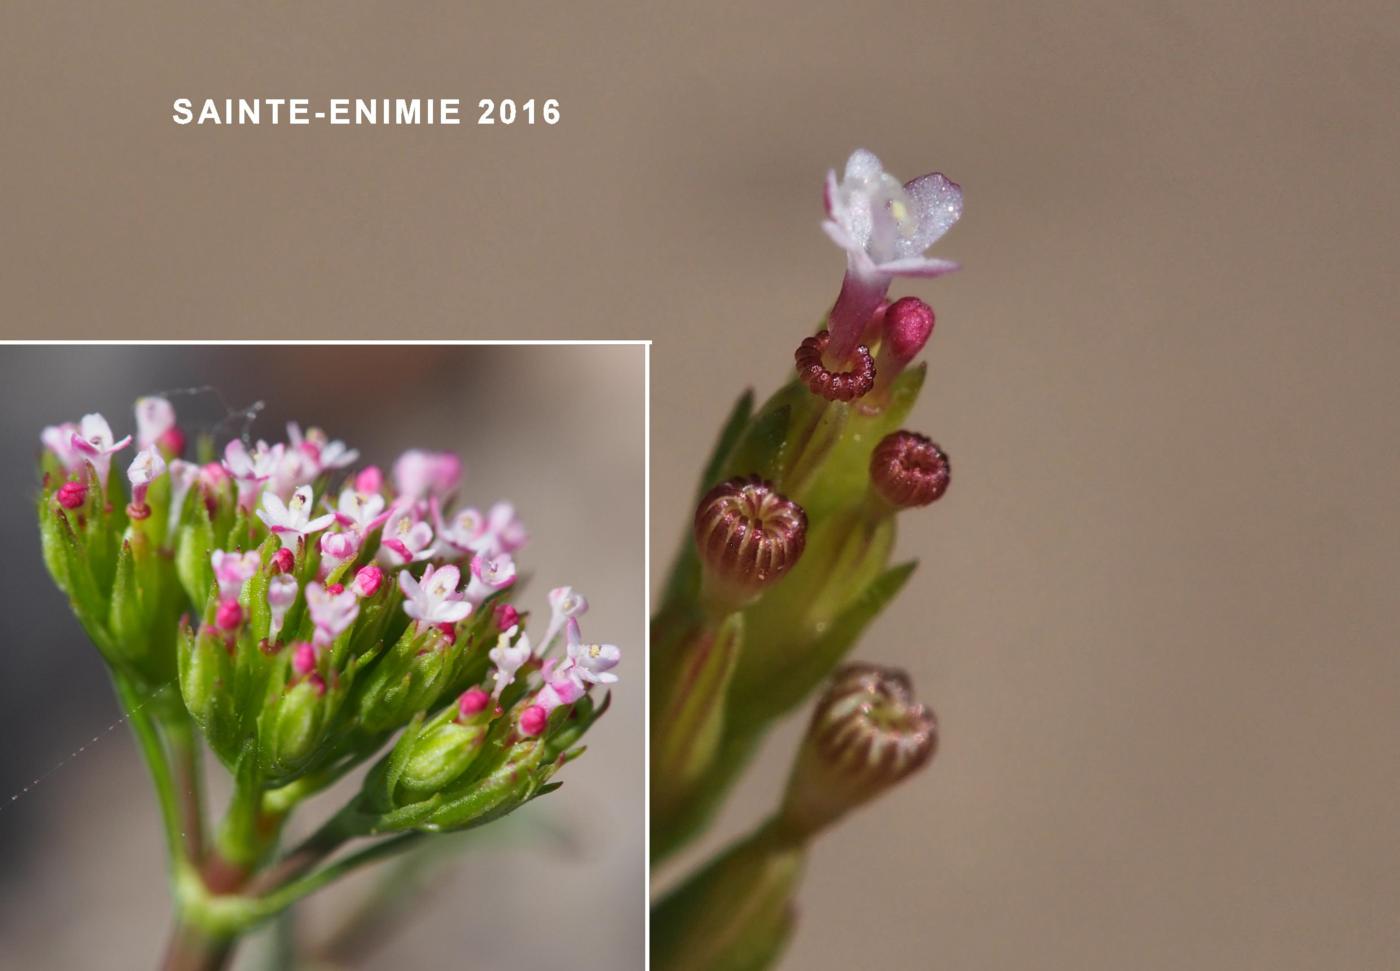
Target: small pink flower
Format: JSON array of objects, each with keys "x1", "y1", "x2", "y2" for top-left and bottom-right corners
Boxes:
[
  {"x1": 541, "y1": 585, "x2": 588, "y2": 650},
  {"x1": 333, "y1": 487, "x2": 389, "y2": 534},
  {"x1": 215, "y1": 598, "x2": 244, "y2": 631},
  {"x1": 41, "y1": 422, "x2": 84, "y2": 473},
  {"x1": 56, "y1": 480, "x2": 88, "y2": 509},
  {"x1": 433, "y1": 503, "x2": 486, "y2": 555},
  {"x1": 267, "y1": 574, "x2": 298, "y2": 640},
  {"x1": 257, "y1": 485, "x2": 336, "y2": 550},
  {"x1": 399, "y1": 564, "x2": 472, "y2": 626},
  {"x1": 318, "y1": 530, "x2": 360, "y2": 576},
  {"x1": 304, "y1": 581, "x2": 359, "y2": 647},
  {"x1": 211, "y1": 549, "x2": 261, "y2": 599},
  {"x1": 351, "y1": 565, "x2": 383, "y2": 598},
  {"x1": 223, "y1": 439, "x2": 285, "y2": 512},
  {"x1": 287, "y1": 422, "x2": 359, "y2": 471},
  {"x1": 392, "y1": 449, "x2": 462, "y2": 504},
  {"x1": 518, "y1": 704, "x2": 548, "y2": 737},
  {"x1": 458, "y1": 687, "x2": 490, "y2": 718},
  {"x1": 70, "y1": 413, "x2": 133, "y2": 489},
  {"x1": 565, "y1": 621, "x2": 621, "y2": 686},
  {"x1": 376, "y1": 508, "x2": 435, "y2": 567},
  {"x1": 126, "y1": 445, "x2": 166, "y2": 512},
  {"x1": 480, "y1": 502, "x2": 527, "y2": 556},
  {"x1": 465, "y1": 553, "x2": 516, "y2": 604},
  {"x1": 135, "y1": 397, "x2": 183, "y2": 456},
  {"x1": 494, "y1": 603, "x2": 520, "y2": 631},
  {"x1": 354, "y1": 466, "x2": 383, "y2": 494},
  {"x1": 822, "y1": 149, "x2": 961, "y2": 363},
  {"x1": 536, "y1": 657, "x2": 586, "y2": 712},
  {"x1": 488, "y1": 626, "x2": 532, "y2": 699}
]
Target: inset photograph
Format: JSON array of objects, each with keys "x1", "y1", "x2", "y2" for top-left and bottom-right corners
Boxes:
[{"x1": 0, "y1": 343, "x2": 645, "y2": 969}]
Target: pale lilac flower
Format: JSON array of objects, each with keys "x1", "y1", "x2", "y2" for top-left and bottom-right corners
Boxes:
[
  {"x1": 287, "y1": 422, "x2": 359, "y2": 471},
  {"x1": 488, "y1": 626, "x2": 532, "y2": 699},
  {"x1": 464, "y1": 553, "x2": 516, "y2": 604},
  {"x1": 70, "y1": 413, "x2": 133, "y2": 488},
  {"x1": 541, "y1": 585, "x2": 589, "y2": 652},
  {"x1": 399, "y1": 563, "x2": 473, "y2": 626},
  {"x1": 318, "y1": 530, "x2": 360, "y2": 576},
  {"x1": 535, "y1": 656, "x2": 587, "y2": 712},
  {"x1": 392, "y1": 449, "x2": 462, "y2": 505},
  {"x1": 211, "y1": 549, "x2": 261, "y2": 599},
  {"x1": 304, "y1": 581, "x2": 360, "y2": 647},
  {"x1": 257, "y1": 485, "x2": 336, "y2": 550},
  {"x1": 166, "y1": 459, "x2": 200, "y2": 539},
  {"x1": 333, "y1": 487, "x2": 389, "y2": 534},
  {"x1": 134, "y1": 397, "x2": 177, "y2": 451},
  {"x1": 126, "y1": 445, "x2": 166, "y2": 511},
  {"x1": 822, "y1": 149, "x2": 962, "y2": 362},
  {"x1": 477, "y1": 502, "x2": 527, "y2": 557},
  {"x1": 565, "y1": 620, "x2": 621, "y2": 685},
  {"x1": 376, "y1": 507, "x2": 435, "y2": 567},
  {"x1": 433, "y1": 502, "x2": 486, "y2": 555},
  {"x1": 269, "y1": 446, "x2": 320, "y2": 501},
  {"x1": 223, "y1": 439, "x2": 285, "y2": 511},
  {"x1": 41, "y1": 422, "x2": 84, "y2": 473},
  {"x1": 267, "y1": 574, "x2": 298, "y2": 640}
]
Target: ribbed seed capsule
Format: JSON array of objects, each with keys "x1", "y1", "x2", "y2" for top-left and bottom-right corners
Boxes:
[
  {"x1": 693, "y1": 476, "x2": 807, "y2": 601},
  {"x1": 869, "y1": 430, "x2": 950, "y2": 507},
  {"x1": 781, "y1": 662, "x2": 937, "y2": 837},
  {"x1": 794, "y1": 330, "x2": 876, "y2": 402}
]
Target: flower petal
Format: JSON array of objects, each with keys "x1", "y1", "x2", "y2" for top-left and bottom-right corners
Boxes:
[
  {"x1": 895, "y1": 173, "x2": 963, "y2": 258},
  {"x1": 874, "y1": 256, "x2": 962, "y2": 279}
]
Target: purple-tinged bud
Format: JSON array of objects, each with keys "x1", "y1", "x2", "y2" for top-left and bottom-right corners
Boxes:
[
  {"x1": 881, "y1": 297, "x2": 934, "y2": 366},
  {"x1": 519, "y1": 704, "x2": 548, "y2": 737},
  {"x1": 56, "y1": 480, "x2": 87, "y2": 509},
  {"x1": 458, "y1": 687, "x2": 490, "y2": 718},
  {"x1": 215, "y1": 598, "x2": 244, "y2": 632},
  {"x1": 794, "y1": 330, "x2": 876, "y2": 402},
  {"x1": 869, "y1": 431, "x2": 950, "y2": 507},
  {"x1": 693, "y1": 476, "x2": 807, "y2": 605},
  {"x1": 354, "y1": 466, "x2": 383, "y2": 494},
  {"x1": 352, "y1": 565, "x2": 383, "y2": 598},
  {"x1": 494, "y1": 603, "x2": 520, "y2": 631},
  {"x1": 781, "y1": 662, "x2": 937, "y2": 838},
  {"x1": 159, "y1": 425, "x2": 187, "y2": 459},
  {"x1": 292, "y1": 641, "x2": 317, "y2": 676},
  {"x1": 269, "y1": 547, "x2": 295, "y2": 575}
]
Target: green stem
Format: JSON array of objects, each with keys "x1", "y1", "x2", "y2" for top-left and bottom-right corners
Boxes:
[{"x1": 113, "y1": 675, "x2": 187, "y2": 873}]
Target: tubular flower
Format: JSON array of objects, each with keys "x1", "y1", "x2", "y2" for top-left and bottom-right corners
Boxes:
[
  {"x1": 257, "y1": 485, "x2": 337, "y2": 550},
  {"x1": 70, "y1": 413, "x2": 133, "y2": 489}
]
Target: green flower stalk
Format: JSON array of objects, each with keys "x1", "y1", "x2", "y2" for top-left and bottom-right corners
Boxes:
[
  {"x1": 651, "y1": 146, "x2": 963, "y2": 968},
  {"x1": 36, "y1": 401, "x2": 622, "y2": 970}
]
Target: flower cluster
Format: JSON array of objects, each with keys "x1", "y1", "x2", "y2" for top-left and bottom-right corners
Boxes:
[
  {"x1": 652, "y1": 149, "x2": 956, "y2": 970},
  {"x1": 38, "y1": 396, "x2": 620, "y2": 835}
]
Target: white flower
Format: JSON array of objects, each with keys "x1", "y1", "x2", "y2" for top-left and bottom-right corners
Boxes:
[
  {"x1": 304, "y1": 581, "x2": 359, "y2": 647},
  {"x1": 211, "y1": 549, "x2": 261, "y2": 599},
  {"x1": 267, "y1": 574, "x2": 299, "y2": 640},
  {"x1": 376, "y1": 507, "x2": 435, "y2": 566},
  {"x1": 334, "y1": 487, "x2": 388, "y2": 533},
  {"x1": 223, "y1": 439, "x2": 285, "y2": 511},
  {"x1": 257, "y1": 485, "x2": 336, "y2": 549},
  {"x1": 69, "y1": 413, "x2": 133, "y2": 488},
  {"x1": 126, "y1": 445, "x2": 166, "y2": 509},
  {"x1": 391, "y1": 449, "x2": 462, "y2": 504},
  {"x1": 488, "y1": 626, "x2": 532, "y2": 698},
  {"x1": 287, "y1": 422, "x2": 359, "y2": 471},
  {"x1": 540, "y1": 585, "x2": 589, "y2": 652},
  {"x1": 134, "y1": 397, "x2": 177, "y2": 450},
  {"x1": 399, "y1": 564, "x2": 472, "y2": 626},
  {"x1": 465, "y1": 553, "x2": 516, "y2": 604},
  {"x1": 319, "y1": 530, "x2": 360, "y2": 574},
  {"x1": 434, "y1": 504, "x2": 486, "y2": 555},
  {"x1": 565, "y1": 622, "x2": 620, "y2": 685},
  {"x1": 478, "y1": 501, "x2": 527, "y2": 557}
]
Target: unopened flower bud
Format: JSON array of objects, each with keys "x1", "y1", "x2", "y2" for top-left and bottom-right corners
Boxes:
[
  {"x1": 794, "y1": 330, "x2": 876, "y2": 402},
  {"x1": 494, "y1": 603, "x2": 520, "y2": 631},
  {"x1": 269, "y1": 547, "x2": 294, "y2": 575},
  {"x1": 693, "y1": 476, "x2": 806, "y2": 606},
  {"x1": 780, "y1": 663, "x2": 937, "y2": 838},
  {"x1": 519, "y1": 704, "x2": 548, "y2": 737},
  {"x1": 291, "y1": 641, "x2": 317, "y2": 676},
  {"x1": 397, "y1": 718, "x2": 489, "y2": 798},
  {"x1": 458, "y1": 687, "x2": 490, "y2": 718},
  {"x1": 215, "y1": 598, "x2": 244, "y2": 632},
  {"x1": 56, "y1": 480, "x2": 87, "y2": 509},
  {"x1": 354, "y1": 466, "x2": 383, "y2": 494},
  {"x1": 869, "y1": 431, "x2": 950, "y2": 507},
  {"x1": 352, "y1": 564, "x2": 383, "y2": 598}
]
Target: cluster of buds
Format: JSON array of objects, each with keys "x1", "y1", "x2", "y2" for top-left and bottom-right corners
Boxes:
[
  {"x1": 37, "y1": 396, "x2": 620, "y2": 840},
  {"x1": 652, "y1": 148, "x2": 958, "y2": 969}
]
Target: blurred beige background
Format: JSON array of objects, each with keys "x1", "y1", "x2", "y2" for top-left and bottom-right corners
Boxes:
[
  {"x1": 3, "y1": 1, "x2": 1400, "y2": 968},
  {"x1": 0, "y1": 345, "x2": 644, "y2": 969}
]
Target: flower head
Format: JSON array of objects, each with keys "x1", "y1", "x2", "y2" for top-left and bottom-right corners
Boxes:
[
  {"x1": 304, "y1": 581, "x2": 360, "y2": 647},
  {"x1": 399, "y1": 563, "x2": 472, "y2": 626},
  {"x1": 257, "y1": 485, "x2": 336, "y2": 550},
  {"x1": 211, "y1": 549, "x2": 261, "y2": 600},
  {"x1": 822, "y1": 149, "x2": 962, "y2": 364},
  {"x1": 70, "y1": 413, "x2": 133, "y2": 488}
]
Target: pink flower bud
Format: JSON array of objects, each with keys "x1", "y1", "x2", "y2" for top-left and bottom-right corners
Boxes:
[
  {"x1": 518, "y1": 704, "x2": 548, "y2": 737},
  {"x1": 326, "y1": 583, "x2": 345, "y2": 596},
  {"x1": 215, "y1": 598, "x2": 244, "y2": 631},
  {"x1": 159, "y1": 425, "x2": 187, "y2": 459},
  {"x1": 354, "y1": 465, "x2": 383, "y2": 494},
  {"x1": 264, "y1": 548, "x2": 291, "y2": 576},
  {"x1": 869, "y1": 431, "x2": 950, "y2": 507},
  {"x1": 458, "y1": 687, "x2": 490, "y2": 718},
  {"x1": 352, "y1": 565, "x2": 383, "y2": 598},
  {"x1": 56, "y1": 480, "x2": 87, "y2": 509},
  {"x1": 292, "y1": 641, "x2": 317, "y2": 675},
  {"x1": 494, "y1": 603, "x2": 520, "y2": 631},
  {"x1": 881, "y1": 297, "x2": 935, "y2": 364}
]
